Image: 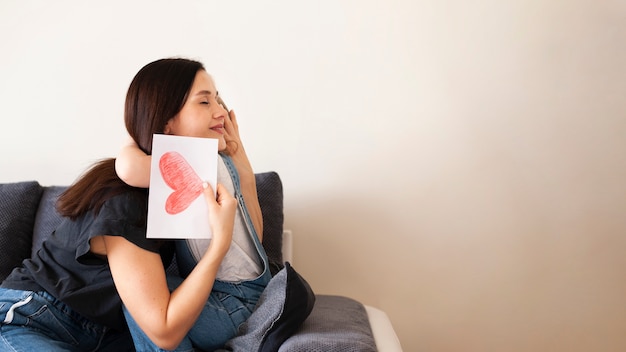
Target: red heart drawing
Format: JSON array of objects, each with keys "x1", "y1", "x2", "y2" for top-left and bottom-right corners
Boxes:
[{"x1": 159, "y1": 151, "x2": 204, "y2": 215}]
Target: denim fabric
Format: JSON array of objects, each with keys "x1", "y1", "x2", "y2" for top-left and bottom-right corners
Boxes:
[
  {"x1": 220, "y1": 154, "x2": 269, "y2": 276},
  {"x1": 122, "y1": 154, "x2": 272, "y2": 351},
  {"x1": 0, "y1": 288, "x2": 134, "y2": 351},
  {"x1": 124, "y1": 270, "x2": 270, "y2": 351}
]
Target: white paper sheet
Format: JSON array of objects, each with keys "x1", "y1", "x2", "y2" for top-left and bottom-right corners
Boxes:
[{"x1": 146, "y1": 134, "x2": 218, "y2": 239}]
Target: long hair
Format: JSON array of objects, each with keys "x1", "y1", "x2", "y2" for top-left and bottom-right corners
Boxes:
[
  {"x1": 125, "y1": 58, "x2": 205, "y2": 155},
  {"x1": 57, "y1": 58, "x2": 205, "y2": 219}
]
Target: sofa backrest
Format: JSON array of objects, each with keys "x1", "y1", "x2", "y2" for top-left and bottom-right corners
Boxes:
[
  {"x1": 0, "y1": 171, "x2": 285, "y2": 282},
  {"x1": 0, "y1": 181, "x2": 43, "y2": 281}
]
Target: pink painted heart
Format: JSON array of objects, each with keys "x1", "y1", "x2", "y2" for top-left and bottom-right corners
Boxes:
[{"x1": 159, "y1": 151, "x2": 204, "y2": 215}]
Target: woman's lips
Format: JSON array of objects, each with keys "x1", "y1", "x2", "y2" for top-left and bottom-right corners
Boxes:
[{"x1": 210, "y1": 124, "x2": 224, "y2": 134}]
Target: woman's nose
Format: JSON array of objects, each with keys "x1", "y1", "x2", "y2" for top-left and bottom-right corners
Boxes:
[{"x1": 212, "y1": 98, "x2": 227, "y2": 119}]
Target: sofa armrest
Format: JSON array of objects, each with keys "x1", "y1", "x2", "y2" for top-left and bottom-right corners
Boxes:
[
  {"x1": 282, "y1": 230, "x2": 293, "y2": 264},
  {"x1": 281, "y1": 229, "x2": 402, "y2": 351},
  {"x1": 365, "y1": 305, "x2": 403, "y2": 351}
]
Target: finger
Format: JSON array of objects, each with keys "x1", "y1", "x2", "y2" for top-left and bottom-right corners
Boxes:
[
  {"x1": 223, "y1": 113, "x2": 236, "y2": 141},
  {"x1": 224, "y1": 111, "x2": 233, "y2": 129},
  {"x1": 215, "y1": 183, "x2": 229, "y2": 200},
  {"x1": 228, "y1": 109, "x2": 239, "y2": 128},
  {"x1": 217, "y1": 95, "x2": 229, "y2": 111},
  {"x1": 215, "y1": 183, "x2": 236, "y2": 206},
  {"x1": 202, "y1": 182, "x2": 217, "y2": 205}
]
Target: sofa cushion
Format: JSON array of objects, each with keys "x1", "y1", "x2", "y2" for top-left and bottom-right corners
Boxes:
[
  {"x1": 279, "y1": 295, "x2": 377, "y2": 352},
  {"x1": 222, "y1": 262, "x2": 315, "y2": 352},
  {"x1": 255, "y1": 172, "x2": 284, "y2": 276},
  {"x1": 0, "y1": 181, "x2": 44, "y2": 282},
  {"x1": 32, "y1": 186, "x2": 67, "y2": 257}
]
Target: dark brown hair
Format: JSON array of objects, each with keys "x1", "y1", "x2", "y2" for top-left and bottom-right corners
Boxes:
[
  {"x1": 57, "y1": 58, "x2": 205, "y2": 219},
  {"x1": 125, "y1": 58, "x2": 205, "y2": 155}
]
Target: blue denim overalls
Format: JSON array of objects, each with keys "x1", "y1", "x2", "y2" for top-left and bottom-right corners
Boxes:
[{"x1": 123, "y1": 154, "x2": 271, "y2": 351}]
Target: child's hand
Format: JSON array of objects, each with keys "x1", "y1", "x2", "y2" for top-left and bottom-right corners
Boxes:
[{"x1": 202, "y1": 182, "x2": 236, "y2": 253}]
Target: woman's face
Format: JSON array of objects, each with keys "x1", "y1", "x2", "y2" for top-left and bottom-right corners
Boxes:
[{"x1": 164, "y1": 70, "x2": 227, "y2": 151}]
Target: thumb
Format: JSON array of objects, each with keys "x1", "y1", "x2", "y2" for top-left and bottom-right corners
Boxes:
[
  {"x1": 202, "y1": 182, "x2": 217, "y2": 205},
  {"x1": 214, "y1": 183, "x2": 237, "y2": 208}
]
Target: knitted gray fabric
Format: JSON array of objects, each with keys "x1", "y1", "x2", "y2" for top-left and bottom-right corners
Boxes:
[
  {"x1": 255, "y1": 172, "x2": 284, "y2": 276},
  {"x1": 221, "y1": 262, "x2": 315, "y2": 352},
  {"x1": 278, "y1": 295, "x2": 377, "y2": 352},
  {"x1": 0, "y1": 181, "x2": 43, "y2": 282},
  {"x1": 31, "y1": 186, "x2": 66, "y2": 258}
]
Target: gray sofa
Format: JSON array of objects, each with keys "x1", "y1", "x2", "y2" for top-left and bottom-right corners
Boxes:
[{"x1": 0, "y1": 173, "x2": 385, "y2": 351}]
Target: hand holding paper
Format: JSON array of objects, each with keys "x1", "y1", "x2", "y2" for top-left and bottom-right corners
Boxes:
[
  {"x1": 201, "y1": 182, "x2": 237, "y2": 250},
  {"x1": 147, "y1": 134, "x2": 219, "y2": 239}
]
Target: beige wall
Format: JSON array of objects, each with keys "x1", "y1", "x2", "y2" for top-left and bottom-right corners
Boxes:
[{"x1": 2, "y1": 1, "x2": 625, "y2": 350}]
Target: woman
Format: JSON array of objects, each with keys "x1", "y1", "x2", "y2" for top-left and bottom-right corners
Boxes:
[{"x1": 0, "y1": 58, "x2": 271, "y2": 351}]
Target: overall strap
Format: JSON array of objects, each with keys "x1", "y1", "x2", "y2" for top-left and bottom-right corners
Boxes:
[{"x1": 219, "y1": 154, "x2": 265, "y2": 257}]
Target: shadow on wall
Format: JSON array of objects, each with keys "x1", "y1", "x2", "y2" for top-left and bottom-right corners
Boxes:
[
  {"x1": 284, "y1": 191, "x2": 419, "y2": 349},
  {"x1": 284, "y1": 180, "x2": 626, "y2": 351},
  {"x1": 286, "y1": 192, "x2": 405, "y2": 295}
]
